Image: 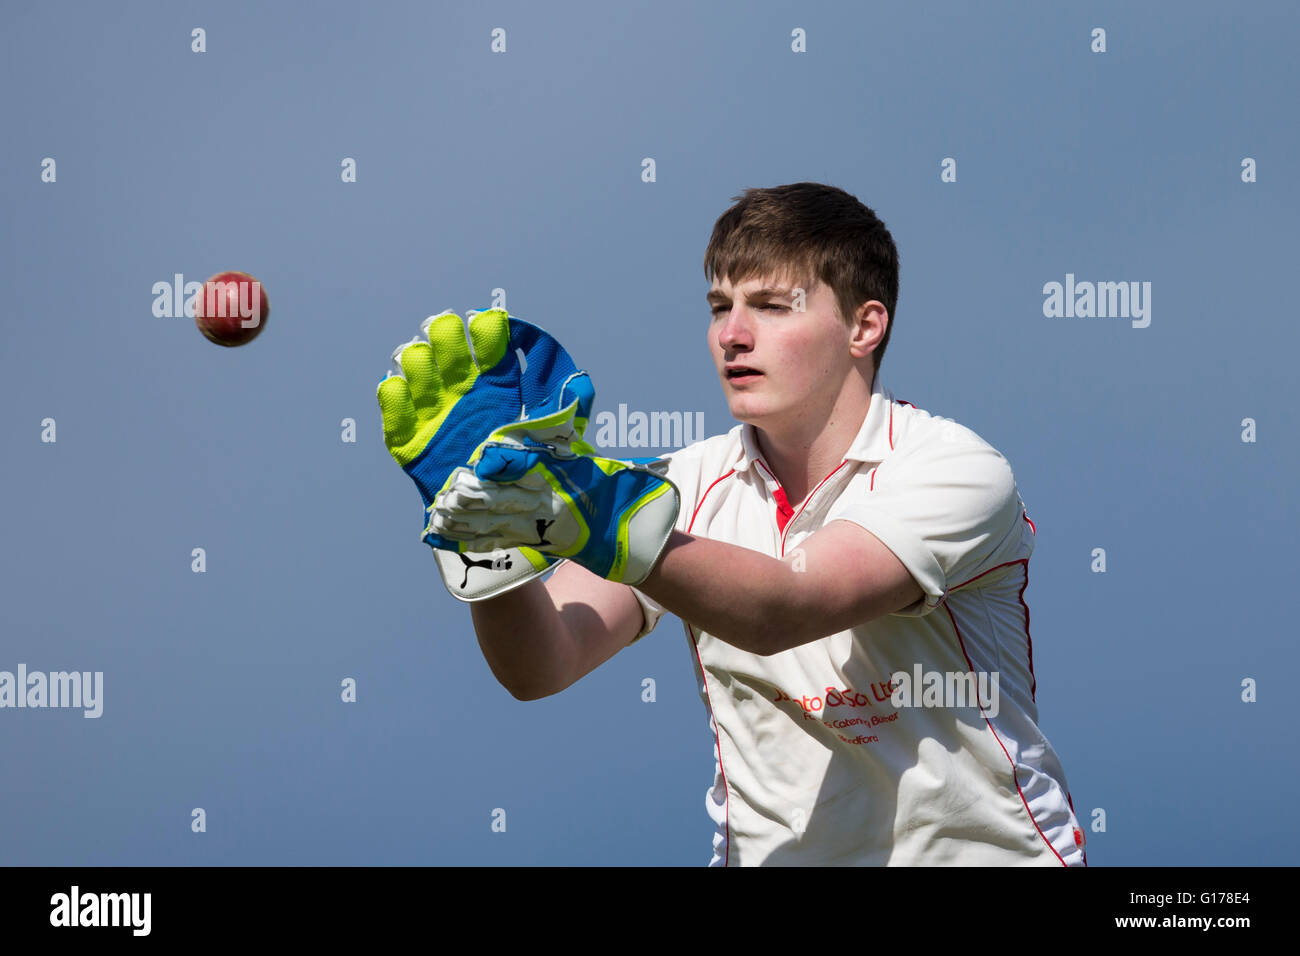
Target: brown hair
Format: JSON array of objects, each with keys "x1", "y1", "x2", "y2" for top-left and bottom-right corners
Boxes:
[{"x1": 703, "y1": 182, "x2": 900, "y2": 373}]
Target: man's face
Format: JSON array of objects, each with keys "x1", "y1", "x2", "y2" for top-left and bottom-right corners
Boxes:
[{"x1": 706, "y1": 273, "x2": 860, "y2": 431}]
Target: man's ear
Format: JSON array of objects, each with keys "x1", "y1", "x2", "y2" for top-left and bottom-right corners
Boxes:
[{"x1": 849, "y1": 300, "x2": 888, "y2": 361}]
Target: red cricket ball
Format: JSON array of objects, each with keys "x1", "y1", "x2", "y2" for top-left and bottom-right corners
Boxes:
[{"x1": 194, "y1": 271, "x2": 270, "y2": 347}]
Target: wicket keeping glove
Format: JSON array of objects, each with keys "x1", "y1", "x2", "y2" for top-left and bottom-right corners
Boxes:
[
  {"x1": 427, "y1": 400, "x2": 680, "y2": 586},
  {"x1": 377, "y1": 308, "x2": 593, "y2": 601}
]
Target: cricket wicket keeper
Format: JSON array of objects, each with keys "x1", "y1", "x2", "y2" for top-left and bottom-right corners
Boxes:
[{"x1": 378, "y1": 182, "x2": 1087, "y2": 866}]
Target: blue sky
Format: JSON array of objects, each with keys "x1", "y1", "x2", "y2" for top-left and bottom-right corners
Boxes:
[{"x1": 1, "y1": 0, "x2": 1296, "y2": 865}]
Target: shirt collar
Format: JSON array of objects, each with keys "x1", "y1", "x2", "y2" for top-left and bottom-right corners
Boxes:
[{"x1": 734, "y1": 376, "x2": 897, "y2": 474}]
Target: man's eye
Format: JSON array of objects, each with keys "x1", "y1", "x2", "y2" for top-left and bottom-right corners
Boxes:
[{"x1": 710, "y1": 303, "x2": 788, "y2": 315}]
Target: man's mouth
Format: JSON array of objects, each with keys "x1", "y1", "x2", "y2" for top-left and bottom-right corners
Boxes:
[{"x1": 725, "y1": 366, "x2": 762, "y2": 382}]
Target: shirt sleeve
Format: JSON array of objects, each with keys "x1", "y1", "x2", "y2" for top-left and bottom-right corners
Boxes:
[
  {"x1": 628, "y1": 586, "x2": 669, "y2": 641},
  {"x1": 825, "y1": 425, "x2": 1031, "y2": 618},
  {"x1": 625, "y1": 448, "x2": 688, "y2": 642},
  {"x1": 619, "y1": 437, "x2": 719, "y2": 643}
]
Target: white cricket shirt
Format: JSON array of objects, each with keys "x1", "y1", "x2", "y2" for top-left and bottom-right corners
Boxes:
[{"x1": 631, "y1": 376, "x2": 1087, "y2": 866}]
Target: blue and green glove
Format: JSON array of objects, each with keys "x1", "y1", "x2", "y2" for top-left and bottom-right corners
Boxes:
[
  {"x1": 426, "y1": 399, "x2": 681, "y2": 586},
  {"x1": 377, "y1": 308, "x2": 594, "y2": 600}
]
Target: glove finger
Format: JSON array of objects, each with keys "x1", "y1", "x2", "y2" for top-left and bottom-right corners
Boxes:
[
  {"x1": 466, "y1": 309, "x2": 515, "y2": 382},
  {"x1": 435, "y1": 466, "x2": 555, "y2": 513},
  {"x1": 376, "y1": 373, "x2": 417, "y2": 453},
  {"x1": 427, "y1": 509, "x2": 483, "y2": 539},
  {"x1": 422, "y1": 312, "x2": 474, "y2": 393},
  {"x1": 397, "y1": 340, "x2": 444, "y2": 410},
  {"x1": 441, "y1": 479, "x2": 553, "y2": 515},
  {"x1": 434, "y1": 493, "x2": 578, "y2": 554},
  {"x1": 429, "y1": 506, "x2": 539, "y2": 544}
]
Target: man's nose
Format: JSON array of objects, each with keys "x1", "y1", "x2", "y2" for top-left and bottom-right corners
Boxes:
[{"x1": 717, "y1": 307, "x2": 754, "y2": 353}]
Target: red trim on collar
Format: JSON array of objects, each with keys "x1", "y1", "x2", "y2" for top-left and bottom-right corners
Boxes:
[{"x1": 771, "y1": 485, "x2": 794, "y2": 534}]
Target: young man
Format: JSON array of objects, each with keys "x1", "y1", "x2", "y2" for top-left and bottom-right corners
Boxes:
[{"x1": 395, "y1": 182, "x2": 1086, "y2": 866}]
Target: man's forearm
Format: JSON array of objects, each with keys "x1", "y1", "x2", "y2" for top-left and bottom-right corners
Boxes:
[
  {"x1": 469, "y1": 577, "x2": 571, "y2": 701},
  {"x1": 638, "y1": 531, "x2": 821, "y2": 655}
]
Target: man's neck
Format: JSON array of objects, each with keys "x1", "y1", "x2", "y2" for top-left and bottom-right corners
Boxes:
[{"x1": 753, "y1": 375, "x2": 875, "y2": 507}]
